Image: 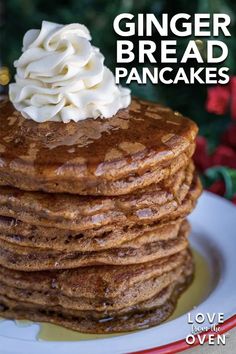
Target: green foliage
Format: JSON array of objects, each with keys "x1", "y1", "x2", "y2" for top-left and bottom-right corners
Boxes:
[{"x1": 203, "y1": 166, "x2": 236, "y2": 199}]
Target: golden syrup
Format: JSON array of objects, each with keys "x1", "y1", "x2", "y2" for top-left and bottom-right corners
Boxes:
[
  {"x1": 0, "y1": 250, "x2": 211, "y2": 340},
  {"x1": 0, "y1": 98, "x2": 197, "y2": 195},
  {"x1": 35, "y1": 249, "x2": 211, "y2": 341},
  {"x1": 167, "y1": 249, "x2": 211, "y2": 321},
  {"x1": 15, "y1": 320, "x2": 33, "y2": 326}
]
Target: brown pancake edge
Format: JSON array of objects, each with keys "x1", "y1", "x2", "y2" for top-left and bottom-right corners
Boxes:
[
  {"x1": 0, "y1": 250, "x2": 194, "y2": 333},
  {"x1": 0, "y1": 250, "x2": 188, "y2": 300},
  {"x1": 0, "y1": 97, "x2": 200, "y2": 334},
  {"x1": 0, "y1": 218, "x2": 191, "y2": 271},
  {"x1": 0, "y1": 217, "x2": 184, "y2": 252},
  {"x1": 0, "y1": 171, "x2": 202, "y2": 272},
  {"x1": 0, "y1": 161, "x2": 194, "y2": 231}
]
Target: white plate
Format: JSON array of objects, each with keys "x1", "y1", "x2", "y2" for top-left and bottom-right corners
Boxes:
[{"x1": 0, "y1": 191, "x2": 236, "y2": 354}]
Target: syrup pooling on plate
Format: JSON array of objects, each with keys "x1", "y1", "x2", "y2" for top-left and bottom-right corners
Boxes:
[
  {"x1": 0, "y1": 249, "x2": 209, "y2": 340},
  {"x1": 37, "y1": 250, "x2": 210, "y2": 340},
  {"x1": 0, "y1": 91, "x2": 200, "y2": 332},
  {"x1": 0, "y1": 249, "x2": 208, "y2": 341}
]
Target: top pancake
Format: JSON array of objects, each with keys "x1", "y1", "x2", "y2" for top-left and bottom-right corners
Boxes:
[{"x1": 0, "y1": 97, "x2": 197, "y2": 195}]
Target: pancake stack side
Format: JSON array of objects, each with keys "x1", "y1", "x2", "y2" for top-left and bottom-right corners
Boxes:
[{"x1": 0, "y1": 97, "x2": 201, "y2": 333}]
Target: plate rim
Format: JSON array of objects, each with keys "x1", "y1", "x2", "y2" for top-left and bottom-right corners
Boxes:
[
  {"x1": 130, "y1": 191, "x2": 236, "y2": 354},
  {"x1": 0, "y1": 191, "x2": 236, "y2": 354},
  {"x1": 130, "y1": 314, "x2": 236, "y2": 354}
]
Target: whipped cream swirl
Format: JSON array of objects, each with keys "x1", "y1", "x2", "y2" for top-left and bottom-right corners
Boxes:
[{"x1": 9, "y1": 21, "x2": 131, "y2": 123}]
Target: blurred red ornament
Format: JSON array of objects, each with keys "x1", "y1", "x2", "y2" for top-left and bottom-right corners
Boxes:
[
  {"x1": 230, "y1": 77, "x2": 236, "y2": 120},
  {"x1": 206, "y1": 76, "x2": 236, "y2": 120},
  {"x1": 232, "y1": 195, "x2": 236, "y2": 205},
  {"x1": 206, "y1": 85, "x2": 230, "y2": 115},
  {"x1": 212, "y1": 145, "x2": 236, "y2": 169},
  {"x1": 193, "y1": 136, "x2": 212, "y2": 172},
  {"x1": 207, "y1": 180, "x2": 225, "y2": 196},
  {"x1": 194, "y1": 137, "x2": 236, "y2": 171},
  {"x1": 222, "y1": 123, "x2": 236, "y2": 148},
  {"x1": 198, "y1": 77, "x2": 236, "y2": 204}
]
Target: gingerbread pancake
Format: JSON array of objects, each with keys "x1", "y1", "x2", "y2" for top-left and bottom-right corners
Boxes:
[
  {"x1": 0, "y1": 216, "x2": 184, "y2": 252},
  {"x1": 0, "y1": 94, "x2": 201, "y2": 334},
  {"x1": 0, "y1": 97, "x2": 197, "y2": 195},
  {"x1": 0, "y1": 163, "x2": 197, "y2": 232},
  {"x1": 0, "y1": 220, "x2": 190, "y2": 271},
  {"x1": 0, "y1": 250, "x2": 193, "y2": 333}
]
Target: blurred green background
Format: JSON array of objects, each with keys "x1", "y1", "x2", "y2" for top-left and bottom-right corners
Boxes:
[{"x1": 0, "y1": 0, "x2": 236, "y2": 200}]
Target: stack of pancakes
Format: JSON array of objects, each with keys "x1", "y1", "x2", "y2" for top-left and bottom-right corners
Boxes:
[{"x1": 0, "y1": 97, "x2": 201, "y2": 333}]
